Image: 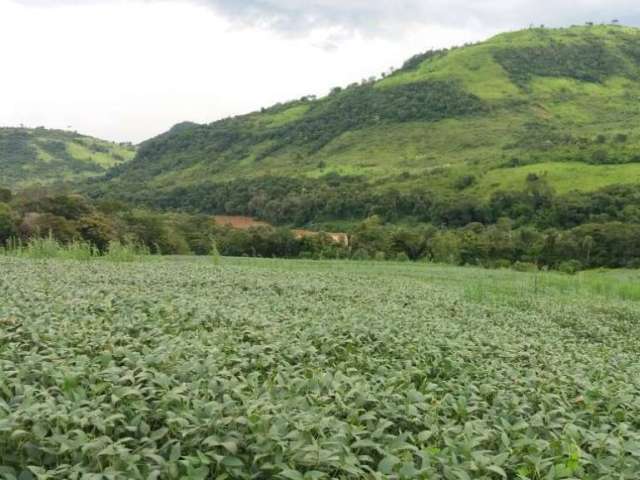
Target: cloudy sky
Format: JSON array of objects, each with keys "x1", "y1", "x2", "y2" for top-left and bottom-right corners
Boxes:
[{"x1": 2, "y1": 0, "x2": 639, "y2": 143}]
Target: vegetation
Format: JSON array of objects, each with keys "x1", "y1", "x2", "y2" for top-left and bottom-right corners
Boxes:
[
  {"x1": 493, "y1": 39, "x2": 628, "y2": 86},
  {"x1": 91, "y1": 25, "x2": 640, "y2": 215},
  {"x1": 92, "y1": 170, "x2": 640, "y2": 229},
  {"x1": 260, "y1": 80, "x2": 486, "y2": 153},
  {"x1": 1, "y1": 256, "x2": 640, "y2": 478},
  {"x1": 4, "y1": 26, "x2": 640, "y2": 270},
  {"x1": 0, "y1": 127, "x2": 135, "y2": 188},
  {"x1": 2, "y1": 187, "x2": 640, "y2": 270},
  {"x1": 0, "y1": 236, "x2": 151, "y2": 262},
  {"x1": 2, "y1": 24, "x2": 640, "y2": 479}
]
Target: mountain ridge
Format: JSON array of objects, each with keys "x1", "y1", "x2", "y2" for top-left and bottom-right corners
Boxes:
[{"x1": 74, "y1": 24, "x2": 640, "y2": 225}]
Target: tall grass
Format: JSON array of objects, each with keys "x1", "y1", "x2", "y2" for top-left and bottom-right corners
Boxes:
[
  {"x1": 1, "y1": 236, "x2": 150, "y2": 262},
  {"x1": 1, "y1": 235, "x2": 97, "y2": 261},
  {"x1": 235, "y1": 258, "x2": 640, "y2": 304},
  {"x1": 461, "y1": 269, "x2": 640, "y2": 304},
  {"x1": 102, "y1": 240, "x2": 151, "y2": 262},
  {"x1": 210, "y1": 238, "x2": 222, "y2": 265}
]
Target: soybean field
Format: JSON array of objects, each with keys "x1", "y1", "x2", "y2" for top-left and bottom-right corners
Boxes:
[{"x1": 1, "y1": 257, "x2": 640, "y2": 479}]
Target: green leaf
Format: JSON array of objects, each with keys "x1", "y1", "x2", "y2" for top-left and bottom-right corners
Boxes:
[
  {"x1": 220, "y1": 441, "x2": 238, "y2": 455},
  {"x1": 304, "y1": 472, "x2": 326, "y2": 480},
  {"x1": 169, "y1": 443, "x2": 182, "y2": 462},
  {"x1": 0, "y1": 467, "x2": 17, "y2": 480},
  {"x1": 279, "y1": 469, "x2": 304, "y2": 480},
  {"x1": 487, "y1": 465, "x2": 507, "y2": 478},
  {"x1": 221, "y1": 457, "x2": 243, "y2": 469},
  {"x1": 378, "y1": 456, "x2": 399, "y2": 474},
  {"x1": 150, "y1": 427, "x2": 169, "y2": 441}
]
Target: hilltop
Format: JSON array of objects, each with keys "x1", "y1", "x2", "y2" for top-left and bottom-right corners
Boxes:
[
  {"x1": 0, "y1": 127, "x2": 135, "y2": 188},
  {"x1": 90, "y1": 25, "x2": 640, "y2": 226}
]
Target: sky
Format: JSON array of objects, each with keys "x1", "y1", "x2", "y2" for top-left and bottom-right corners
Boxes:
[{"x1": 1, "y1": 0, "x2": 639, "y2": 143}]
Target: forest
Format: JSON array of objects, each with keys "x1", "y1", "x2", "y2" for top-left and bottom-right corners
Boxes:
[{"x1": 4, "y1": 176, "x2": 640, "y2": 271}]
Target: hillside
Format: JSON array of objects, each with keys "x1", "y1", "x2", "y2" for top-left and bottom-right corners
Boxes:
[
  {"x1": 0, "y1": 127, "x2": 135, "y2": 188},
  {"x1": 92, "y1": 24, "x2": 640, "y2": 226}
]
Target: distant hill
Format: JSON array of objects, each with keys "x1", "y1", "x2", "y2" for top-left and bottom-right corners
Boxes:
[
  {"x1": 91, "y1": 25, "x2": 640, "y2": 226},
  {"x1": 0, "y1": 127, "x2": 135, "y2": 188}
]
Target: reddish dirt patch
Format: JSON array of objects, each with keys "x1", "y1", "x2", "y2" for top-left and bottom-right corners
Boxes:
[
  {"x1": 215, "y1": 216, "x2": 348, "y2": 246},
  {"x1": 214, "y1": 216, "x2": 271, "y2": 230}
]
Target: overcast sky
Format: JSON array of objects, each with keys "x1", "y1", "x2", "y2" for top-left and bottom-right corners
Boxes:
[{"x1": 2, "y1": 0, "x2": 639, "y2": 143}]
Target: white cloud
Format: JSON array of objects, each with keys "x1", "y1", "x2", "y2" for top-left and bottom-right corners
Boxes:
[
  {"x1": 13, "y1": 0, "x2": 640, "y2": 33},
  {"x1": 2, "y1": 0, "x2": 639, "y2": 143},
  {"x1": 197, "y1": 0, "x2": 640, "y2": 35}
]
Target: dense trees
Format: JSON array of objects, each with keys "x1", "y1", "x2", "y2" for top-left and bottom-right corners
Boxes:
[
  {"x1": 398, "y1": 48, "x2": 450, "y2": 72},
  {"x1": 261, "y1": 80, "x2": 486, "y2": 153},
  {"x1": 101, "y1": 171, "x2": 640, "y2": 233},
  {"x1": 0, "y1": 202, "x2": 18, "y2": 244},
  {"x1": 0, "y1": 191, "x2": 339, "y2": 259},
  {"x1": 5, "y1": 184, "x2": 640, "y2": 270},
  {"x1": 346, "y1": 219, "x2": 640, "y2": 269},
  {"x1": 494, "y1": 39, "x2": 627, "y2": 86}
]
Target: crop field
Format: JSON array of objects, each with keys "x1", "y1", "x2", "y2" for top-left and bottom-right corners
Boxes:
[{"x1": 1, "y1": 257, "x2": 640, "y2": 479}]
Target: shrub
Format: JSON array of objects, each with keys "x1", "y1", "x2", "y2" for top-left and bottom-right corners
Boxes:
[
  {"x1": 625, "y1": 258, "x2": 640, "y2": 269},
  {"x1": 492, "y1": 259, "x2": 513, "y2": 269},
  {"x1": 374, "y1": 251, "x2": 386, "y2": 261},
  {"x1": 590, "y1": 149, "x2": 609, "y2": 164},
  {"x1": 394, "y1": 252, "x2": 410, "y2": 262},
  {"x1": 512, "y1": 261, "x2": 539, "y2": 272},
  {"x1": 351, "y1": 249, "x2": 370, "y2": 261},
  {"x1": 0, "y1": 203, "x2": 17, "y2": 243},
  {"x1": 558, "y1": 259, "x2": 583, "y2": 274},
  {"x1": 0, "y1": 188, "x2": 11, "y2": 203},
  {"x1": 453, "y1": 175, "x2": 477, "y2": 190}
]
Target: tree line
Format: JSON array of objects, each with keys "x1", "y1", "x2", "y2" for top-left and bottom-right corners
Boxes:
[
  {"x1": 96, "y1": 173, "x2": 640, "y2": 229},
  {"x1": 3, "y1": 183, "x2": 640, "y2": 271}
]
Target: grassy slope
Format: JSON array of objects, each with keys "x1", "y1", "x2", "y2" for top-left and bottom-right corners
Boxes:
[
  {"x1": 0, "y1": 127, "x2": 135, "y2": 188},
  {"x1": 99, "y1": 24, "x2": 640, "y2": 202}
]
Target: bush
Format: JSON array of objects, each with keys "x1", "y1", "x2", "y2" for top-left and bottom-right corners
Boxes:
[
  {"x1": 558, "y1": 260, "x2": 583, "y2": 274},
  {"x1": 590, "y1": 149, "x2": 609, "y2": 164},
  {"x1": 625, "y1": 258, "x2": 640, "y2": 269},
  {"x1": 453, "y1": 175, "x2": 477, "y2": 190},
  {"x1": 351, "y1": 249, "x2": 370, "y2": 261},
  {"x1": 0, "y1": 188, "x2": 11, "y2": 203},
  {"x1": 512, "y1": 261, "x2": 539, "y2": 272},
  {"x1": 394, "y1": 252, "x2": 410, "y2": 262},
  {"x1": 492, "y1": 259, "x2": 513, "y2": 269},
  {"x1": 0, "y1": 202, "x2": 17, "y2": 243}
]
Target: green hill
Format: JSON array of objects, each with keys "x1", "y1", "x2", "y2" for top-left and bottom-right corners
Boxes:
[
  {"x1": 93, "y1": 24, "x2": 640, "y2": 226},
  {"x1": 0, "y1": 127, "x2": 135, "y2": 188}
]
